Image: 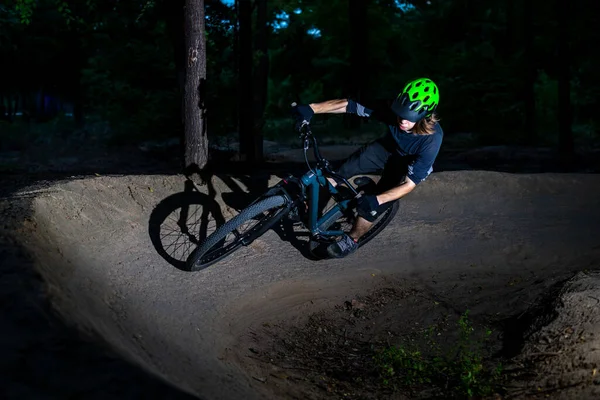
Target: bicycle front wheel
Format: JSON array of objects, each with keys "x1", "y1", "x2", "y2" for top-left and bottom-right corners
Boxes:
[{"x1": 187, "y1": 195, "x2": 289, "y2": 271}]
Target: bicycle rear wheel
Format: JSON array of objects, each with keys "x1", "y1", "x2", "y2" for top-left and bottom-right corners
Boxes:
[
  {"x1": 187, "y1": 195, "x2": 289, "y2": 271},
  {"x1": 321, "y1": 199, "x2": 399, "y2": 248}
]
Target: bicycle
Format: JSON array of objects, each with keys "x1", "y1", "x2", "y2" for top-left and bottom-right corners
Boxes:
[{"x1": 186, "y1": 121, "x2": 399, "y2": 271}]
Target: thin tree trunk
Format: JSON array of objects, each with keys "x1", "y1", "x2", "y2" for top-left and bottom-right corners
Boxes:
[
  {"x1": 165, "y1": 0, "x2": 186, "y2": 92},
  {"x1": 505, "y1": 0, "x2": 516, "y2": 56},
  {"x1": 557, "y1": 0, "x2": 573, "y2": 165},
  {"x1": 183, "y1": 0, "x2": 208, "y2": 172},
  {"x1": 523, "y1": 0, "x2": 536, "y2": 144},
  {"x1": 238, "y1": 0, "x2": 255, "y2": 162},
  {"x1": 164, "y1": 0, "x2": 186, "y2": 163},
  {"x1": 38, "y1": 88, "x2": 46, "y2": 121},
  {"x1": 252, "y1": 0, "x2": 268, "y2": 163},
  {"x1": 346, "y1": 0, "x2": 367, "y2": 129},
  {"x1": 72, "y1": 36, "x2": 85, "y2": 129},
  {"x1": 16, "y1": 93, "x2": 21, "y2": 119},
  {"x1": 73, "y1": 80, "x2": 84, "y2": 128},
  {"x1": 233, "y1": 0, "x2": 239, "y2": 140},
  {"x1": 0, "y1": 93, "x2": 7, "y2": 122},
  {"x1": 23, "y1": 92, "x2": 33, "y2": 122},
  {"x1": 9, "y1": 93, "x2": 15, "y2": 121}
]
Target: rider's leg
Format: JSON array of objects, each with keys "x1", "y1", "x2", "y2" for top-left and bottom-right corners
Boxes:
[
  {"x1": 326, "y1": 211, "x2": 377, "y2": 258},
  {"x1": 349, "y1": 216, "x2": 373, "y2": 240},
  {"x1": 325, "y1": 137, "x2": 397, "y2": 258},
  {"x1": 328, "y1": 137, "x2": 392, "y2": 187},
  {"x1": 347, "y1": 153, "x2": 408, "y2": 240}
]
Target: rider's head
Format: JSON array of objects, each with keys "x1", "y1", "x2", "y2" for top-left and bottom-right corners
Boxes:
[{"x1": 390, "y1": 77, "x2": 439, "y2": 134}]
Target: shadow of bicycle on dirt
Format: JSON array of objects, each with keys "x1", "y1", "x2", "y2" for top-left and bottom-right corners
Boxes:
[
  {"x1": 148, "y1": 165, "x2": 334, "y2": 271},
  {"x1": 148, "y1": 179, "x2": 224, "y2": 271}
]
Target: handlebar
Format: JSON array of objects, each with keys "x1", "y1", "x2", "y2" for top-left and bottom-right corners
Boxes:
[
  {"x1": 291, "y1": 103, "x2": 358, "y2": 195},
  {"x1": 291, "y1": 102, "x2": 327, "y2": 164}
]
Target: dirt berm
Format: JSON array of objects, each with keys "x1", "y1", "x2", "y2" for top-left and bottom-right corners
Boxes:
[{"x1": 9, "y1": 170, "x2": 600, "y2": 399}]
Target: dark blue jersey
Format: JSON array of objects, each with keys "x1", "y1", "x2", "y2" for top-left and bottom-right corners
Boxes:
[{"x1": 346, "y1": 99, "x2": 443, "y2": 185}]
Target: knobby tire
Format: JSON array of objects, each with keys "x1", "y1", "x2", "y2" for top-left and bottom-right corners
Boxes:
[{"x1": 187, "y1": 195, "x2": 288, "y2": 271}]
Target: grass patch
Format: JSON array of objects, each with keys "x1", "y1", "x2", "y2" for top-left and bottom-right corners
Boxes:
[
  {"x1": 375, "y1": 310, "x2": 503, "y2": 398},
  {"x1": 251, "y1": 286, "x2": 506, "y2": 400}
]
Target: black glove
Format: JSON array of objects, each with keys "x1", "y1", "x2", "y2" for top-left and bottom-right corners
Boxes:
[
  {"x1": 356, "y1": 194, "x2": 380, "y2": 220},
  {"x1": 291, "y1": 103, "x2": 314, "y2": 130}
]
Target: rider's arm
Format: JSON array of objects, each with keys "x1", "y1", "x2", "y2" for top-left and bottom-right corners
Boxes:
[
  {"x1": 309, "y1": 99, "x2": 348, "y2": 114},
  {"x1": 309, "y1": 99, "x2": 375, "y2": 117},
  {"x1": 376, "y1": 179, "x2": 416, "y2": 204},
  {"x1": 376, "y1": 135, "x2": 442, "y2": 204}
]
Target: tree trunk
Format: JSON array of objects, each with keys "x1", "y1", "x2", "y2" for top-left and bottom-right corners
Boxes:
[
  {"x1": 164, "y1": 0, "x2": 186, "y2": 164},
  {"x1": 183, "y1": 0, "x2": 208, "y2": 172},
  {"x1": 0, "y1": 93, "x2": 7, "y2": 122},
  {"x1": 557, "y1": 0, "x2": 573, "y2": 165},
  {"x1": 252, "y1": 0, "x2": 268, "y2": 163},
  {"x1": 346, "y1": 0, "x2": 367, "y2": 130},
  {"x1": 165, "y1": 0, "x2": 186, "y2": 92},
  {"x1": 37, "y1": 88, "x2": 46, "y2": 121},
  {"x1": 71, "y1": 36, "x2": 85, "y2": 129},
  {"x1": 523, "y1": 0, "x2": 536, "y2": 144},
  {"x1": 238, "y1": 0, "x2": 255, "y2": 162},
  {"x1": 73, "y1": 77, "x2": 84, "y2": 128},
  {"x1": 9, "y1": 93, "x2": 16, "y2": 122},
  {"x1": 504, "y1": 0, "x2": 516, "y2": 56}
]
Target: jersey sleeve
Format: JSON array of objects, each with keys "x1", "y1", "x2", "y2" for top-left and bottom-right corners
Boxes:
[
  {"x1": 406, "y1": 136, "x2": 442, "y2": 185},
  {"x1": 345, "y1": 99, "x2": 374, "y2": 117}
]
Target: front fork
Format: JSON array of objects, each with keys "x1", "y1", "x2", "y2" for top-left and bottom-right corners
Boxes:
[{"x1": 302, "y1": 171, "x2": 354, "y2": 239}]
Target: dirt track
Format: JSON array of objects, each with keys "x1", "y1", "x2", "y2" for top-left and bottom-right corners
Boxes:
[{"x1": 5, "y1": 169, "x2": 600, "y2": 399}]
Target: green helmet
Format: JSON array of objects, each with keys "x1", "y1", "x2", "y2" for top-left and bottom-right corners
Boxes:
[{"x1": 390, "y1": 77, "x2": 439, "y2": 122}]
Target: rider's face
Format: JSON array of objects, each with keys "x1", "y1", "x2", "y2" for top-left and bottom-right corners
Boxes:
[{"x1": 398, "y1": 117, "x2": 416, "y2": 132}]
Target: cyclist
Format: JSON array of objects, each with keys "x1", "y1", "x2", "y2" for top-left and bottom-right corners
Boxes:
[{"x1": 292, "y1": 77, "x2": 443, "y2": 259}]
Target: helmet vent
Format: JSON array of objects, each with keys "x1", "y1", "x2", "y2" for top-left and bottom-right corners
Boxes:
[
  {"x1": 423, "y1": 95, "x2": 430, "y2": 102},
  {"x1": 412, "y1": 92, "x2": 418, "y2": 99},
  {"x1": 415, "y1": 81, "x2": 422, "y2": 87},
  {"x1": 433, "y1": 87, "x2": 437, "y2": 94},
  {"x1": 424, "y1": 87, "x2": 430, "y2": 92}
]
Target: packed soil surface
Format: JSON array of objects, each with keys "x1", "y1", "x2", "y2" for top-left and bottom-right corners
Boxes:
[
  {"x1": 503, "y1": 271, "x2": 600, "y2": 400},
  {"x1": 1, "y1": 142, "x2": 600, "y2": 399},
  {"x1": 233, "y1": 272, "x2": 600, "y2": 400},
  {"x1": 233, "y1": 278, "x2": 502, "y2": 400}
]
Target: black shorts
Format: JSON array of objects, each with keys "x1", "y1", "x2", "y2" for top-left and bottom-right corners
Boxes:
[{"x1": 334, "y1": 135, "x2": 408, "y2": 222}]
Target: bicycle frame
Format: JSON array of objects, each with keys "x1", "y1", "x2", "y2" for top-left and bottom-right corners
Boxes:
[
  {"x1": 291, "y1": 122, "x2": 360, "y2": 241},
  {"x1": 300, "y1": 167, "x2": 351, "y2": 238}
]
